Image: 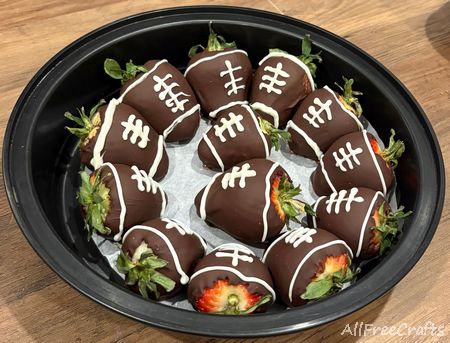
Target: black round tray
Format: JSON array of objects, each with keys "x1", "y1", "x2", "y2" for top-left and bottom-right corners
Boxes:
[{"x1": 3, "y1": 6, "x2": 445, "y2": 337}]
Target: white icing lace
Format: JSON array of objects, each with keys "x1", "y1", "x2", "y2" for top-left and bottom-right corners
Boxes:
[
  {"x1": 325, "y1": 188, "x2": 364, "y2": 214},
  {"x1": 221, "y1": 163, "x2": 256, "y2": 189},
  {"x1": 259, "y1": 62, "x2": 290, "y2": 95},
  {"x1": 215, "y1": 246, "x2": 254, "y2": 267},
  {"x1": 302, "y1": 97, "x2": 333, "y2": 128},
  {"x1": 284, "y1": 227, "x2": 317, "y2": 248},
  {"x1": 213, "y1": 112, "x2": 245, "y2": 142},
  {"x1": 333, "y1": 142, "x2": 363, "y2": 172},
  {"x1": 121, "y1": 114, "x2": 150, "y2": 148},
  {"x1": 219, "y1": 60, "x2": 245, "y2": 96},
  {"x1": 153, "y1": 74, "x2": 189, "y2": 113},
  {"x1": 130, "y1": 166, "x2": 158, "y2": 193}
]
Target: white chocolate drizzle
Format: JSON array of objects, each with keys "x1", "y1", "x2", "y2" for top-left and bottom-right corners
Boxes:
[
  {"x1": 214, "y1": 244, "x2": 254, "y2": 267},
  {"x1": 284, "y1": 227, "x2": 317, "y2": 247},
  {"x1": 122, "y1": 225, "x2": 190, "y2": 284},
  {"x1": 162, "y1": 104, "x2": 200, "y2": 139},
  {"x1": 189, "y1": 266, "x2": 276, "y2": 300},
  {"x1": 220, "y1": 60, "x2": 245, "y2": 96},
  {"x1": 244, "y1": 104, "x2": 270, "y2": 157},
  {"x1": 153, "y1": 74, "x2": 190, "y2": 113},
  {"x1": 303, "y1": 97, "x2": 333, "y2": 128},
  {"x1": 161, "y1": 218, "x2": 207, "y2": 252},
  {"x1": 214, "y1": 112, "x2": 245, "y2": 142},
  {"x1": 261, "y1": 162, "x2": 281, "y2": 242},
  {"x1": 323, "y1": 86, "x2": 363, "y2": 130},
  {"x1": 333, "y1": 142, "x2": 363, "y2": 172},
  {"x1": 251, "y1": 102, "x2": 280, "y2": 128},
  {"x1": 221, "y1": 163, "x2": 256, "y2": 189},
  {"x1": 259, "y1": 62, "x2": 290, "y2": 95},
  {"x1": 101, "y1": 163, "x2": 127, "y2": 242},
  {"x1": 319, "y1": 156, "x2": 337, "y2": 193},
  {"x1": 311, "y1": 196, "x2": 326, "y2": 228},
  {"x1": 199, "y1": 173, "x2": 222, "y2": 220},
  {"x1": 184, "y1": 50, "x2": 248, "y2": 76},
  {"x1": 121, "y1": 114, "x2": 150, "y2": 148},
  {"x1": 286, "y1": 120, "x2": 323, "y2": 158},
  {"x1": 130, "y1": 166, "x2": 158, "y2": 193},
  {"x1": 148, "y1": 135, "x2": 165, "y2": 178},
  {"x1": 325, "y1": 188, "x2": 364, "y2": 214},
  {"x1": 258, "y1": 52, "x2": 315, "y2": 92},
  {"x1": 356, "y1": 191, "x2": 384, "y2": 257},
  {"x1": 203, "y1": 133, "x2": 225, "y2": 171},
  {"x1": 362, "y1": 130, "x2": 387, "y2": 194},
  {"x1": 208, "y1": 100, "x2": 248, "y2": 119}
]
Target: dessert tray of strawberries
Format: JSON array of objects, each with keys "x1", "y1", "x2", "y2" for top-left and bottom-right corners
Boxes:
[
  {"x1": 65, "y1": 24, "x2": 412, "y2": 313},
  {"x1": 4, "y1": 7, "x2": 444, "y2": 336}
]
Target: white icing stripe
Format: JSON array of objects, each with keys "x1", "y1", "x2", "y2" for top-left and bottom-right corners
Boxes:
[
  {"x1": 356, "y1": 191, "x2": 384, "y2": 258},
  {"x1": 323, "y1": 85, "x2": 363, "y2": 130},
  {"x1": 163, "y1": 104, "x2": 200, "y2": 139},
  {"x1": 251, "y1": 102, "x2": 280, "y2": 128},
  {"x1": 91, "y1": 99, "x2": 120, "y2": 169},
  {"x1": 122, "y1": 225, "x2": 190, "y2": 284},
  {"x1": 189, "y1": 266, "x2": 276, "y2": 301},
  {"x1": 199, "y1": 173, "x2": 222, "y2": 220},
  {"x1": 244, "y1": 105, "x2": 270, "y2": 157},
  {"x1": 118, "y1": 60, "x2": 168, "y2": 102},
  {"x1": 148, "y1": 135, "x2": 165, "y2": 178},
  {"x1": 362, "y1": 130, "x2": 387, "y2": 194},
  {"x1": 262, "y1": 230, "x2": 291, "y2": 263},
  {"x1": 211, "y1": 243, "x2": 255, "y2": 256},
  {"x1": 184, "y1": 50, "x2": 248, "y2": 76},
  {"x1": 209, "y1": 101, "x2": 248, "y2": 119},
  {"x1": 158, "y1": 184, "x2": 166, "y2": 217},
  {"x1": 312, "y1": 196, "x2": 326, "y2": 228},
  {"x1": 258, "y1": 52, "x2": 315, "y2": 92},
  {"x1": 288, "y1": 239, "x2": 353, "y2": 302},
  {"x1": 319, "y1": 157, "x2": 336, "y2": 193},
  {"x1": 161, "y1": 218, "x2": 207, "y2": 252},
  {"x1": 261, "y1": 162, "x2": 281, "y2": 242},
  {"x1": 101, "y1": 163, "x2": 127, "y2": 242},
  {"x1": 286, "y1": 120, "x2": 323, "y2": 158},
  {"x1": 203, "y1": 133, "x2": 224, "y2": 171}
]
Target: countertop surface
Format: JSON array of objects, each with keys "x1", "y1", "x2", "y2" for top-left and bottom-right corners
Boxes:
[{"x1": 0, "y1": 1, "x2": 449, "y2": 342}]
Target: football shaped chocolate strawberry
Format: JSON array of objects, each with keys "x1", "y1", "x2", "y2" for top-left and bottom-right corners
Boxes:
[
  {"x1": 312, "y1": 129, "x2": 405, "y2": 196},
  {"x1": 104, "y1": 58, "x2": 200, "y2": 142},
  {"x1": 185, "y1": 23, "x2": 252, "y2": 118},
  {"x1": 197, "y1": 103, "x2": 290, "y2": 171},
  {"x1": 117, "y1": 218, "x2": 206, "y2": 299},
  {"x1": 250, "y1": 35, "x2": 322, "y2": 128},
  {"x1": 65, "y1": 99, "x2": 169, "y2": 181},
  {"x1": 287, "y1": 77, "x2": 364, "y2": 160},
  {"x1": 78, "y1": 163, "x2": 166, "y2": 241},
  {"x1": 194, "y1": 159, "x2": 313, "y2": 243},
  {"x1": 188, "y1": 243, "x2": 275, "y2": 314},
  {"x1": 309, "y1": 187, "x2": 412, "y2": 259},
  {"x1": 263, "y1": 227, "x2": 354, "y2": 307}
]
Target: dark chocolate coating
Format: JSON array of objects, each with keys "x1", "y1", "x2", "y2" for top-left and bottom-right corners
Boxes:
[
  {"x1": 198, "y1": 104, "x2": 271, "y2": 171},
  {"x1": 186, "y1": 49, "x2": 252, "y2": 115},
  {"x1": 187, "y1": 245, "x2": 274, "y2": 310},
  {"x1": 100, "y1": 164, "x2": 165, "y2": 238},
  {"x1": 264, "y1": 228, "x2": 350, "y2": 307},
  {"x1": 120, "y1": 60, "x2": 200, "y2": 142},
  {"x1": 194, "y1": 159, "x2": 286, "y2": 243},
  {"x1": 288, "y1": 87, "x2": 362, "y2": 160},
  {"x1": 122, "y1": 218, "x2": 205, "y2": 299},
  {"x1": 311, "y1": 131, "x2": 395, "y2": 196},
  {"x1": 80, "y1": 102, "x2": 169, "y2": 181},
  {"x1": 308, "y1": 188, "x2": 388, "y2": 260},
  {"x1": 250, "y1": 54, "x2": 313, "y2": 128}
]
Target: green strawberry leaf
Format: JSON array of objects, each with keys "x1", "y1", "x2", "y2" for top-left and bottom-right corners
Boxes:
[
  {"x1": 188, "y1": 22, "x2": 236, "y2": 58},
  {"x1": 301, "y1": 278, "x2": 333, "y2": 300},
  {"x1": 258, "y1": 117, "x2": 291, "y2": 150},
  {"x1": 380, "y1": 129, "x2": 406, "y2": 169},
  {"x1": 104, "y1": 58, "x2": 148, "y2": 84},
  {"x1": 334, "y1": 76, "x2": 363, "y2": 116},
  {"x1": 64, "y1": 99, "x2": 105, "y2": 142}
]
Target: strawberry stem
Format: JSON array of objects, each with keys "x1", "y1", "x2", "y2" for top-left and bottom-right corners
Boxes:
[
  {"x1": 301, "y1": 256, "x2": 354, "y2": 301},
  {"x1": 188, "y1": 22, "x2": 237, "y2": 58},
  {"x1": 258, "y1": 117, "x2": 291, "y2": 150},
  {"x1": 64, "y1": 99, "x2": 106, "y2": 143},
  {"x1": 218, "y1": 294, "x2": 271, "y2": 315},
  {"x1": 334, "y1": 76, "x2": 363, "y2": 116},
  {"x1": 379, "y1": 129, "x2": 405, "y2": 169},
  {"x1": 372, "y1": 202, "x2": 412, "y2": 255},
  {"x1": 77, "y1": 170, "x2": 111, "y2": 240},
  {"x1": 104, "y1": 58, "x2": 148, "y2": 84},
  {"x1": 116, "y1": 242, "x2": 176, "y2": 299}
]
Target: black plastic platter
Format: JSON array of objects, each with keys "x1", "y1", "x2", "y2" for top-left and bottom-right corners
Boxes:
[{"x1": 3, "y1": 6, "x2": 445, "y2": 337}]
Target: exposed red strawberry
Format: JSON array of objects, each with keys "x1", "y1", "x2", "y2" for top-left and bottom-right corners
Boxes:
[
  {"x1": 270, "y1": 173, "x2": 315, "y2": 225},
  {"x1": 369, "y1": 129, "x2": 405, "y2": 169},
  {"x1": 301, "y1": 253, "x2": 354, "y2": 301},
  {"x1": 195, "y1": 279, "x2": 270, "y2": 315},
  {"x1": 370, "y1": 202, "x2": 412, "y2": 255}
]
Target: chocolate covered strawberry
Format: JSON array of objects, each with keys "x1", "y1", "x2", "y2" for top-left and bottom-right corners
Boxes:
[
  {"x1": 78, "y1": 163, "x2": 166, "y2": 241},
  {"x1": 185, "y1": 23, "x2": 252, "y2": 118},
  {"x1": 188, "y1": 243, "x2": 275, "y2": 314},
  {"x1": 104, "y1": 58, "x2": 200, "y2": 142},
  {"x1": 250, "y1": 35, "x2": 322, "y2": 128},
  {"x1": 198, "y1": 103, "x2": 290, "y2": 171},
  {"x1": 194, "y1": 159, "x2": 313, "y2": 243},
  {"x1": 309, "y1": 187, "x2": 412, "y2": 259},
  {"x1": 117, "y1": 218, "x2": 206, "y2": 299},
  {"x1": 263, "y1": 227, "x2": 354, "y2": 307},
  {"x1": 65, "y1": 99, "x2": 168, "y2": 180},
  {"x1": 287, "y1": 77, "x2": 363, "y2": 160},
  {"x1": 312, "y1": 129, "x2": 405, "y2": 196}
]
